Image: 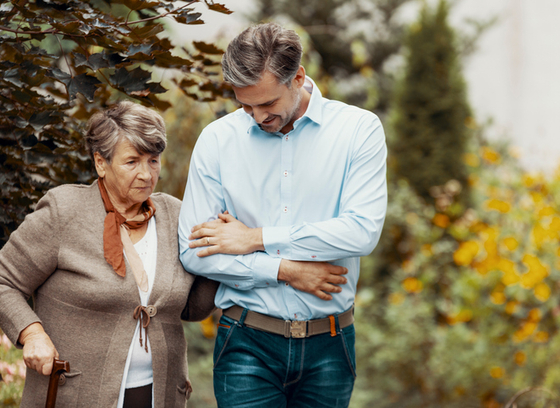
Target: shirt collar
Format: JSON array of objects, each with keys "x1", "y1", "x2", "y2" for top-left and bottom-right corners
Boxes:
[{"x1": 245, "y1": 75, "x2": 323, "y2": 135}]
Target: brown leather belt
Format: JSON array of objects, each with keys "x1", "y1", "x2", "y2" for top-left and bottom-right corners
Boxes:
[{"x1": 223, "y1": 305, "x2": 354, "y2": 338}]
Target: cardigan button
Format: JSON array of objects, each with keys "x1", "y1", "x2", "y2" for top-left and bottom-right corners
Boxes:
[
  {"x1": 146, "y1": 305, "x2": 157, "y2": 317},
  {"x1": 59, "y1": 374, "x2": 66, "y2": 386}
]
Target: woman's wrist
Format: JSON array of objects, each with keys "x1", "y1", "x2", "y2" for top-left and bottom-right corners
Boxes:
[{"x1": 18, "y1": 322, "x2": 45, "y2": 345}]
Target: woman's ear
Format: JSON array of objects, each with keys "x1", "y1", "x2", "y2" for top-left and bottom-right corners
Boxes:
[{"x1": 94, "y1": 152, "x2": 106, "y2": 178}]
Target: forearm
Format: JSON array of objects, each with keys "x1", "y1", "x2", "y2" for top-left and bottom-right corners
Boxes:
[
  {"x1": 263, "y1": 213, "x2": 385, "y2": 261},
  {"x1": 179, "y1": 248, "x2": 281, "y2": 290}
]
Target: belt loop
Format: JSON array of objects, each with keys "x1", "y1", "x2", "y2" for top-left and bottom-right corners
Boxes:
[
  {"x1": 238, "y1": 308, "x2": 249, "y2": 326},
  {"x1": 334, "y1": 313, "x2": 341, "y2": 334}
]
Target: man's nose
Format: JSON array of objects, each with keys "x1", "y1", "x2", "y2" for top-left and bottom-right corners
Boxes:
[{"x1": 253, "y1": 107, "x2": 268, "y2": 123}]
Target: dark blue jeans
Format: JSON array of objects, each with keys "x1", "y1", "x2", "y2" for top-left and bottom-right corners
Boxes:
[{"x1": 213, "y1": 311, "x2": 356, "y2": 408}]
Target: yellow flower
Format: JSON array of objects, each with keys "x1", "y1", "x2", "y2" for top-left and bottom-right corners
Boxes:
[
  {"x1": 530, "y1": 191, "x2": 544, "y2": 204},
  {"x1": 550, "y1": 217, "x2": 560, "y2": 232},
  {"x1": 539, "y1": 206, "x2": 556, "y2": 217},
  {"x1": 389, "y1": 292, "x2": 405, "y2": 305},
  {"x1": 490, "y1": 366, "x2": 504, "y2": 378},
  {"x1": 505, "y1": 301, "x2": 518, "y2": 315},
  {"x1": 481, "y1": 147, "x2": 501, "y2": 164},
  {"x1": 534, "y1": 283, "x2": 551, "y2": 302},
  {"x1": 432, "y1": 213, "x2": 450, "y2": 228},
  {"x1": 448, "y1": 309, "x2": 472, "y2": 324},
  {"x1": 514, "y1": 351, "x2": 526, "y2": 366},
  {"x1": 534, "y1": 331, "x2": 549, "y2": 343},
  {"x1": 464, "y1": 152, "x2": 480, "y2": 167},
  {"x1": 497, "y1": 256, "x2": 521, "y2": 286},
  {"x1": 453, "y1": 241, "x2": 479, "y2": 266},
  {"x1": 421, "y1": 244, "x2": 433, "y2": 257},
  {"x1": 402, "y1": 277, "x2": 423, "y2": 293},
  {"x1": 490, "y1": 291, "x2": 506, "y2": 305},
  {"x1": 502, "y1": 237, "x2": 518, "y2": 251},
  {"x1": 527, "y1": 308, "x2": 541, "y2": 322},
  {"x1": 485, "y1": 199, "x2": 511, "y2": 213}
]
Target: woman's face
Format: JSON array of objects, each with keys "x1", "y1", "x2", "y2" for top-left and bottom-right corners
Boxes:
[{"x1": 94, "y1": 138, "x2": 161, "y2": 212}]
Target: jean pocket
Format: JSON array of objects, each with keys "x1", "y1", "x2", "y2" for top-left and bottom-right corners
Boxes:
[
  {"x1": 213, "y1": 315, "x2": 237, "y2": 369},
  {"x1": 340, "y1": 324, "x2": 357, "y2": 378}
]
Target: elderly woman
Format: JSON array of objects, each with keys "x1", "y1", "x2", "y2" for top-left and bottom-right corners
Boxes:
[{"x1": 0, "y1": 101, "x2": 217, "y2": 407}]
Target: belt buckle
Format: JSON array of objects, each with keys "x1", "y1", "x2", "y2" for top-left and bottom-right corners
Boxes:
[{"x1": 289, "y1": 320, "x2": 307, "y2": 338}]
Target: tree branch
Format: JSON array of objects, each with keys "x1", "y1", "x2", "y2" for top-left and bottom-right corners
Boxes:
[{"x1": 0, "y1": 1, "x2": 198, "y2": 36}]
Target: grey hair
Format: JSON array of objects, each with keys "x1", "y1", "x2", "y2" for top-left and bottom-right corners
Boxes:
[
  {"x1": 84, "y1": 101, "x2": 167, "y2": 163},
  {"x1": 222, "y1": 23, "x2": 303, "y2": 88}
]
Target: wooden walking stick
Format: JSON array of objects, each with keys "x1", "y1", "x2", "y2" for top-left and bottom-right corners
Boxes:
[{"x1": 45, "y1": 359, "x2": 70, "y2": 408}]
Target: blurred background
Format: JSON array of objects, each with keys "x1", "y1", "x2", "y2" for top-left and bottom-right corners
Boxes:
[{"x1": 2, "y1": 0, "x2": 560, "y2": 407}]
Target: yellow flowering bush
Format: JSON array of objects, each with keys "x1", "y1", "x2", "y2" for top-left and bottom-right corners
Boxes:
[{"x1": 354, "y1": 136, "x2": 560, "y2": 407}]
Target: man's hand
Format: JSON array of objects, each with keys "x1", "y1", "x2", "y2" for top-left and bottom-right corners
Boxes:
[
  {"x1": 19, "y1": 322, "x2": 59, "y2": 376},
  {"x1": 189, "y1": 213, "x2": 264, "y2": 257},
  {"x1": 278, "y1": 259, "x2": 348, "y2": 301}
]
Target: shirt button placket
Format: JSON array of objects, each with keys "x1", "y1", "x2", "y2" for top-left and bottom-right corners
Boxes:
[{"x1": 280, "y1": 134, "x2": 292, "y2": 228}]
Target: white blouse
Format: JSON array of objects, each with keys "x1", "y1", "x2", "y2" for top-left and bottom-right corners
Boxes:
[{"x1": 117, "y1": 217, "x2": 157, "y2": 407}]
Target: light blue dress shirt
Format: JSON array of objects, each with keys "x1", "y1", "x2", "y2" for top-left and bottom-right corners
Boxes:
[{"x1": 179, "y1": 77, "x2": 387, "y2": 320}]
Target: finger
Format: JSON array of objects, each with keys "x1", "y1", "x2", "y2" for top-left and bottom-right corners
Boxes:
[
  {"x1": 190, "y1": 223, "x2": 204, "y2": 233},
  {"x1": 196, "y1": 247, "x2": 215, "y2": 258},
  {"x1": 313, "y1": 290, "x2": 333, "y2": 301},
  {"x1": 328, "y1": 275, "x2": 347, "y2": 285},
  {"x1": 328, "y1": 266, "x2": 348, "y2": 275},
  {"x1": 42, "y1": 359, "x2": 54, "y2": 376},
  {"x1": 323, "y1": 283, "x2": 343, "y2": 293},
  {"x1": 218, "y1": 213, "x2": 236, "y2": 222},
  {"x1": 189, "y1": 228, "x2": 213, "y2": 240},
  {"x1": 188, "y1": 237, "x2": 213, "y2": 249}
]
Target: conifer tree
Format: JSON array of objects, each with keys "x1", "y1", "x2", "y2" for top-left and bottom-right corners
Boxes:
[{"x1": 391, "y1": 0, "x2": 471, "y2": 204}]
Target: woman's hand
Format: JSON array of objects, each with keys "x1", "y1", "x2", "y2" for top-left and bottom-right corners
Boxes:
[{"x1": 18, "y1": 322, "x2": 59, "y2": 375}]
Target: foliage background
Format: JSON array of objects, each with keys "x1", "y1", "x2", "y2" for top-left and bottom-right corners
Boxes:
[{"x1": 1, "y1": 1, "x2": 559, "y2": 407}]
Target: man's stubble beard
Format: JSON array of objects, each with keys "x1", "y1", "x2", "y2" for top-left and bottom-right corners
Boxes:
[{"x1": 259, "y1": 88, "x2": 302, "y2": 134}]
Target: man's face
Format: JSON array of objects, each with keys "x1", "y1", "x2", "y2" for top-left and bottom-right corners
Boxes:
[{"x1": 232, "y1": 70, "x2": 304, "y2": 134}]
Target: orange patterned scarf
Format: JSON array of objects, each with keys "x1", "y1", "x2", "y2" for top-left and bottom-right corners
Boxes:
[{"x1": 98, "y1": 178, "x2": 156, "y2": 292}]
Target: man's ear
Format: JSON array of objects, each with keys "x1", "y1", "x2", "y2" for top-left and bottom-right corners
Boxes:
[
  {"x1": 292, "y1": 66, "x2": 306, "y2": 89},
  {"x1": 93, "y1": 152, "x2": 106, "y2": 178}
]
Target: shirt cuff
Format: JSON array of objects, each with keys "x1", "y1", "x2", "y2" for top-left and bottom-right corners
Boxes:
[
  {"x1": 262, "y1": 226, "x2": 292, "y2": 258},
  {"x1": 252, "y1": 253, "x2": 282, "y2": 288}
]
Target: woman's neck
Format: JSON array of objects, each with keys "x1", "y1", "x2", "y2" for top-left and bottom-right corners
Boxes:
[{"x1": 106, "y1": 190, "x2": 142, "y2": 219}]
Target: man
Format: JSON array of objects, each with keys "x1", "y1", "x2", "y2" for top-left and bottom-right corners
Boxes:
[{"x1": 179, "y1": 23, "x2": 387, "y2": 408}]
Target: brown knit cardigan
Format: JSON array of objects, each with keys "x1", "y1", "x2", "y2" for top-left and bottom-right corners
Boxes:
[{"x1": 0, "y1": 181, "x2": 218, "y2": 407}]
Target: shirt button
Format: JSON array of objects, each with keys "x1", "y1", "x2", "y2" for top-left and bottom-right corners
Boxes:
[
  {"x1": 283, "y1": 171, "x2": 288, "y2": 177},
  {"x1": 285, "y1": 136, "x2": 289, "y2": 141},
  {"x1": 285, "y1": 282, "x2": 289, "y2": 286},
  {"x1": 283, "y1": 207, "x2": 288, "y2": 213}
]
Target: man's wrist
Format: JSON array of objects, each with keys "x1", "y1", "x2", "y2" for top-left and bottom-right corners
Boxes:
[
  {"x1": 277, "y1": 259, "x2": 292, "y2": 283},
  {"x1": 250, "y1": 227, "x2": 265, "y2": 253}
]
